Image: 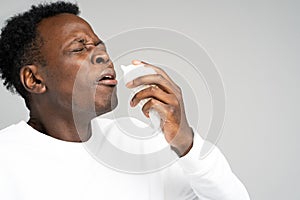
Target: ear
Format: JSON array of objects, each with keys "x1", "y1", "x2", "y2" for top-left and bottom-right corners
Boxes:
[{"x1": 20, "y1": 65, "x2": 46, "y2": 94}]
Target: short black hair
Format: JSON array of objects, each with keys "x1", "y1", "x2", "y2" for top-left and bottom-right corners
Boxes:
[{"x1": 0, "y1": 1, "x2": 80, "y2": 100}]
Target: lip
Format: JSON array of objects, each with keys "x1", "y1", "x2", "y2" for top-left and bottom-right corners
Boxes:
[
  {"x1": 98, "y1": 79, "x2": 118, "y2": 86},
  {"x1": 96, "y1": 69, "x2": 118, "y2": 86}
]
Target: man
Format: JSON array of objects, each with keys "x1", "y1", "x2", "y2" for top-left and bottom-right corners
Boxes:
[{"x1": 0, "y1": 1, "x2": 250, "y2": 199}]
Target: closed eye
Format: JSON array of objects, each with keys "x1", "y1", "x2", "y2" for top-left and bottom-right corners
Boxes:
[
  {"x1": 72, "y1": 47, "x2": 85, "y2": 52},
  {"x1": 95, "y1": 41, "x2": 104, "y2": 46}
]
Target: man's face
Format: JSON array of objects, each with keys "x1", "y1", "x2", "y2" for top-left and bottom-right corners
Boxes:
[{"x1": 37, "y1": 13, "x2": 118, "y2": 117}]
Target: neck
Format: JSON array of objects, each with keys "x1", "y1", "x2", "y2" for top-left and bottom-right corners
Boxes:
[{"x1": 28, "y1": 106, "x2": 94, "y2": 143}]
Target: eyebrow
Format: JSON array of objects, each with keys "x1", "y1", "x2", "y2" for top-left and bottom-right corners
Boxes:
[{"x1": 68, "y1": 38, "x2": 105, "y2": 47}]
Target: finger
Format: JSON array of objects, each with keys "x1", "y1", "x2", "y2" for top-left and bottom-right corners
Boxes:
[
  {"x1": 141, "y1": 98, "x2": 168, "y2": 119},
  {"x1": 130, "y1": 59, "x2": 182, "y2": 97},
  {"x1": 131, "y1": 85, "x2": 177, "y2": 107},
  {"x1": 126, "y1": 74, "x2": 175, "y2": 94},
  {"x1": 132, "y1": 59, "x2": 142, "y2": 65},
  {"x1": 137, "y1": 60, "x2": 180, "y2": 92}
]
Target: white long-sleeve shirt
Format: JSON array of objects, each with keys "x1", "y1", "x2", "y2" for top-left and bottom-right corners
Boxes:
[{"x1": 0, "y1": 118, "x2": 250, "y2": 200}]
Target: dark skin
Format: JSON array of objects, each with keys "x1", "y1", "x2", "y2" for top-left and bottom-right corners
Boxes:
[{"x1": 19, "y1": 13, "x2": 193, "y2": 157}]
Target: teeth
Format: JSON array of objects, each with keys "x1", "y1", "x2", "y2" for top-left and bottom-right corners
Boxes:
[{"x1": 100, "y1": 75, "x2": 113, "y2": 81}]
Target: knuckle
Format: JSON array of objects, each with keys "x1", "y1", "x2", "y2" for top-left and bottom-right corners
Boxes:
[
  {"x1": 132, "y1": 78, "x2": 140, "y2": 86},
  {"x1": 173, "y1": 98, "x2": 180, "y2": 107},
  {"x1": 177, "y1": 94, "x2": 183, "y2": 102},
  {"x1": 149, "y1": 86, "x2": 155, "y2": 92},
  {"x1": 156, "y1": 74, "x2": 164, "y2": 80},
  {"x1": 174, "y1": 90, "x2": 183, "y2": 100},
  {"x1": 149, "y1": 98, "x2": 156, "y2": 105},
  {"x1": 149, "y1": 85, "x2": 158, "y2": 93},
  {"x1": 168, "y1": 105, "x2": 176, "y2": 114},
  {"x1": 173, "y1": 84, "x2": 182, "y2": 93}
]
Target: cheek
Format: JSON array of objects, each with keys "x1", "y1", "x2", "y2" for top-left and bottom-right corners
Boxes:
[
  {"x1": 44, "y1": 62, "x2": 88, "y2": 108},
  {"x1": 47, "y1": 70, "x2": 76, "y2": 94},
  {"x1": 45, "y1": 58, "x2": 86, "y2": 93}
]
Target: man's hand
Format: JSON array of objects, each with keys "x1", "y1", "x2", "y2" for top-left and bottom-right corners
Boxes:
[{"x1": 126, "y1": 60, "x2": 194, "y2": 157}]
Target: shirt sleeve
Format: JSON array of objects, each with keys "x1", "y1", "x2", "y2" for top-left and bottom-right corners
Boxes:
[{"x1": 177, "y1": 129, "x2": 251, "y2": 200}]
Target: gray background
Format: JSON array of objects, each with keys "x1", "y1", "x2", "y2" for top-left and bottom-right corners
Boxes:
[{"x1": 0, "y1": 0, "x2": 299, "y2": 199}]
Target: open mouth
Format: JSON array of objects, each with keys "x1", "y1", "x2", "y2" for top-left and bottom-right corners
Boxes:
[{"x1": 97, "y1": 74, "x2": 118, "y2": 86}]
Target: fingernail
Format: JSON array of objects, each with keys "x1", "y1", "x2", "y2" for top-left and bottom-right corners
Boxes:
[
  {"x1": 130, "y1": 99, "x2": 134, "y2": 107},
  {"x1": 132, "y1": 60, "x2": 142, "y2": 65}
]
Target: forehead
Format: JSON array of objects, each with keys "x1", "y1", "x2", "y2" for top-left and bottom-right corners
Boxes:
[{"x1": 37, "y1": 13, "x2": 98, "y2": 44}]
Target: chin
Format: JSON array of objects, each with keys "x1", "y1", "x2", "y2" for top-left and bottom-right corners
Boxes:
[{"x1": 95, "y1": 93, "x2": 118, "y2": 116}]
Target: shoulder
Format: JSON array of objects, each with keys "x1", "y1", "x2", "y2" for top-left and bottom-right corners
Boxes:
[
  {"x1": 0, "y1": 121, "x2": 24, "y2": 141},
  {"x1": 0, "y1": 121, "x2": 39, "y2": 158}
]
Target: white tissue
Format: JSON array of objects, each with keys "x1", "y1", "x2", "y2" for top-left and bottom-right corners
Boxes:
[{"x1": 120, "y1": 64, "x2": 161, "y2": 130}]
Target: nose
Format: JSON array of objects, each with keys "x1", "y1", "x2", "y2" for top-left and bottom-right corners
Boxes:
[{"x1": 91, "y1": 50, "x2": 110, "y2": 65}]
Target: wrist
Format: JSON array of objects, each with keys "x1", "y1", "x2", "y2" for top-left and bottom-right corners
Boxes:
[{"x1": 171, "y1": 127, "x2": 194, "y2": 157}]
